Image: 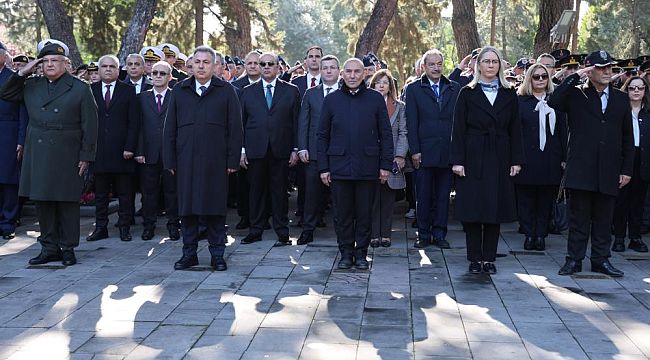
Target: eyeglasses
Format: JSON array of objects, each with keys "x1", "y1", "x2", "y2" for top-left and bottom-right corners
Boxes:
[
  {"x1": 259, "y1": 62, "x2": 276, "y2": 67},
  {"x1": 531, "y1": 74, "x2": 549, "y2": 81},
  {"x1": 480, "y1": 59, "x2": 500, "y2": 65},
  {"x1": 127, "y1": 62, "x2": 142, "y2": 66},
  {"x1": 628, "y1": 85, "x2": 646, "y2": 92},
  {"x1": 375, "y1": 80, "x2": 391, "y2": 85},
  {"x1": 151, "y1": 71, "x2": 168, "y2": 76}
]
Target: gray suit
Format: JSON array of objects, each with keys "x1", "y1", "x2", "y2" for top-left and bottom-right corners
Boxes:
[
  {"x1": 372, "y1": 100, "x2": 408, "y2": 239},
  {"x1": 297, "y1": 84, "x2": 331, "y2": 232}
]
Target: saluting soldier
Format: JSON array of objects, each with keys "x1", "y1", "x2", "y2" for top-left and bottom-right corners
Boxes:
[{"x1": 0, "y1": 42, "x2": 98, "y2": 266}]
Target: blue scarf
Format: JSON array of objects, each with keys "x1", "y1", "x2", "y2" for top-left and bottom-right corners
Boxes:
[{"x1": 479, "y1": 79, "x2": 499, "y2": 92}]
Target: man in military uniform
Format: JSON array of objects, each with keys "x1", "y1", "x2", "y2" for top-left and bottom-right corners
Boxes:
[
  {"x1": 158, "y1": 43, "x2": 188, "y2": 81},
  {"x1": 0, "y1": 42, "x2": 98, "y2": 266},
  {"x1": 12, "y1": 55, "x2": 29, "y2": 72},
  {"x1": 140, "y1": 46, "x2": 165, "y2": 77},
  {"x1": 87, "y1": 61, "x2": 100, "y2": 83}
]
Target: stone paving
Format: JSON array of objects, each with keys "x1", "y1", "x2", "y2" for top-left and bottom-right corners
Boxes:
[{"x1": 0, "y1": 199, "x2": 649, "y2": 360}]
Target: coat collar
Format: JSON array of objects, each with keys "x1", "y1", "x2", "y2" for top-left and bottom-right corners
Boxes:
[
  {"x1": 466, "y1": 84, "x2": 514, "y2": 121},
  {"x1": 418, "y1": 74, "x2": 455, "y2": 109},
  {"x1": 42, "y1": 72, "x2": 74, "y2": 107}
]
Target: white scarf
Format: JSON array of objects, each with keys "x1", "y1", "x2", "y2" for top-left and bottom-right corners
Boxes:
[{"x1": 535, "y1": 98, "x2": 556, "y2": 151}]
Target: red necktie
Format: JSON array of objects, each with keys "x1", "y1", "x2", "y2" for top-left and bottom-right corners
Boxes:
[
  {"x1": 310, "y1": 78, "x2": 316, "y2": 88},
  {"x1": 156, "y1": 94, "x2": 163, "y2": 113},
  {"x1": 104, "y1": 84, "x2": 111, "y2": 109}
]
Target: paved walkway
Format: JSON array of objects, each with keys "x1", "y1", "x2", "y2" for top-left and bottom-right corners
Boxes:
[{"x1": 0, "y1": 199, "x2": 649, "y2": 360}]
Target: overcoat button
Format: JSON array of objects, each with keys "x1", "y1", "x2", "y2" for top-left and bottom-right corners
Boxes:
[{"x1": 54, "y1": 108, "x2": 59, "y2": 113}]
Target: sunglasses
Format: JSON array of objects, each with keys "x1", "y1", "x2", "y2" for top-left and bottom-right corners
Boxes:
[
  {"x1": 127, "y1": 62, "x2": 142, "y2": 66},
  {"x1": 628, "y1": 85, "x2": 646, "y2": 92},
  {"x1": 259, "y1": 62, "x2": 276, "y2": 67},
  {"x1": 531, "y1": 74, "x2": 549, "y2": 81},
  {"x1": 151, "y1": 71, "x2": 168, "y2": 76}
]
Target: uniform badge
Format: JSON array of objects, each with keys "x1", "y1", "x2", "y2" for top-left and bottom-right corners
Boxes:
[{"x1": 599, "y1": 50, "x2": 607, "y2": 61}]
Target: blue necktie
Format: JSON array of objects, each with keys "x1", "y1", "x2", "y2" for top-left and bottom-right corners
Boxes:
[
  {"x1": 265, "y1": 84, "x2": 273, "y2": 109},
  {"x1": 431, "y1": 84, "x2": 439, "y2": 98},
  {"x1": 199, "y1": 85, "x2": 207, "y2": 96}
]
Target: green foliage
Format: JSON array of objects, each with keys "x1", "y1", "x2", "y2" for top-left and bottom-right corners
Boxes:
[{"x1": 0, "y1": 0, "x2": 47, "y2": 56}]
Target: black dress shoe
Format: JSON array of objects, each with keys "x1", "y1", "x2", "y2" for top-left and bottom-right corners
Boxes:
[
  {"x1": 558, "y1": 257, "x2": 582, "y2": 276},
  {"x1": 235, "y1": 218, "x2": 250, "y2": 230},
  {"x1": 354, "y1": 257, "x2": 369, "y2": 270},
  {"x1": 273, "y1": 235, "x2": 291, "y2": 247},
  {"x1": 534, "y1": 237, "x2": 546, "y2": 251},
  {"x1": 86, "y1": 228, "x2": 108, "y2": 242},
  {"x1": 119, "y1": 227, "x2": 132, "y2": 242},
  {"x1": 297, "y1": 232, "x2": 313, "y2": 245},
  {"x1": 628, "y1": 238, "x2": 648, "y2": 252},
  {"x1": 591, "y1": 260, "x2": 624, "y2": 277},
  {"x1": 28, "y1": 251, "x2": 63, "y2": 265},
  {"x1": 338, "y1": 256, "x2": 353, "y2": 269},
  {"x1": 414, "y1": 237, "x2": 429, "y2": 248},
  {"x1": 482, "y1": 262, "x2": 497, "y2": 274},
  {"x1": 174, "y1": 254, "x2": 199, "y2": 270},
  {"x1": 611, "y1": 238, "x2": 625, "y2": 252},
  {"x1": 435, "y1": 238, "x2": 451, "y2": 249},
  {"x1": 141, "y1": 228, "x2": 155, "y2": 241},
  {"x1": 167, "y1": 225, "x2": 180, "y2": 240},
  {"x1": 370, "y1": 238, "x2": 380, "y2": 248},
  {"x1": 3, "y1": 232, "x2": 15, "y2": 240},
  {"x1": 62, "y1": 250, "x2": 77, "y2": 266},
  {"x1": 469, "y1": 261, "x2": 482, "y2": 274},
  {"x1": 380, "y1": 238, "x2": 391, "y2": 247},
  {"x1": 524, "y1": 236, "x2": 535, "y2": 250},
  {"x1": 315, "y1": 219, "x2": 327, "y2": 228},
  {"x1": 241, "y1": 233, "x2": 262, "y2": 244},
  {"x1": 211, "y1": 256, "x2": 227, "y2": 271}
]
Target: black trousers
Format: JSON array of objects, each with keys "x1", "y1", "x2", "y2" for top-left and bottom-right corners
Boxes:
[
  {"x1": 247, "y1": 150, "x2": 289, "y2": 237},
  {"x1": 464, "y1": 222, "x2": 500, "y2": 262},
  {"x1": 405, "y1": 172, "x2": 416, "y2": 210},
  {"x1": 35, "y1": 201, "x2": 80, "y2": 254},
  {"x1": 415, "y1": 167, "x2": 453, "y2": 239},
  {"x1": 613, "y1": 149, "x2": 647, "y2": 239},
  {"x1": 181, "y1": 215, "x2": 226, "y2": 257},
  {"x1": 568, "y1": 189, "x2": 615, "y2": 263},
  {"x1": 516, "y1": 184, "x2": 557, "y2": 238},
  {"x1": 237, "y1": 169, "x2": 249, "y2": 219},
  {"x1": 331, "y1": 180, "x2": 376, "y2": 258},
  {"x1": 0, "y1": 184, "x2": 19, "y2": 234},
  {"x1": 302, "y1": 160, "x2": 327, "y2": 232},
  {"x1": 139, "y1": 163, "x2": 179, "y2": 229},
  {"x1": 94, "y1": 173, "x2": 135, "y2": 228},
  {"x1": 371, "y1": 183, "x2": 396, "y2": 239},
  {"x1": 295, "y1": 162, "x2": 306, "y2": 215}
]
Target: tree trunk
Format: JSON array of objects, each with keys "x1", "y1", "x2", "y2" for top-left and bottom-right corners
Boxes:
[
  {"x1": 629, "y1": 0, "x2": 640, "y2": 57},
  {"x1": 36, "y1": 0, "x2": 82, "y2": 66},
  {"x1": 533, "y1": 0, "x2": 572, "y2": 55},
  {"x1": 117, "y1": 0, "x2": 157, "y2": 63},
  {"x1": 451, "y1": 0, "x2": 481, "y2": 61},
  {"x1": 490, "y1": 0, "x2": 497, "y2": 46},
  {"x1": 501, "y1": 9, "x2": 507, "y2": 59},
  {"x1": 354, "y1": 0, "x2": 398, "y2": 57},
  {"x1": 194, "y1": 0, "x2": 203, "y2": 47},
  {"x1": 222, "y1": 0, "x2": 252, "y2": 57},
  {"x1": 570, "y1": 0, "x2": 580, "y2": 52}
]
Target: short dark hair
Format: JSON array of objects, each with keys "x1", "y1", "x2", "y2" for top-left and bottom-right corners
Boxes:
[
  {"x1": 320, "y1": 55, "x2": 340, "y2": 68},
  {"x1": 306, "y1": 46, "x2": 323, "y2": 56}
]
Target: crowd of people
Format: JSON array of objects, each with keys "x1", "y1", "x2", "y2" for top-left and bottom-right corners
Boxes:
[{"x1": 0, "y1": 38, "x2": 648, "y2": 278}]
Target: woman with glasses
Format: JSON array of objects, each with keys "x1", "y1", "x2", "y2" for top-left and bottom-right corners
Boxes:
[
  {"x1": 514, "y1": 63, "x2": 567, "y2": 251},
  {"x1": 612, "y1": 76, "x2": 650, "y2": 253},
  {"x1": 450, "y1": 46, "x2": 525, "y2": 274},
  {"x1": 368, "y1": 69, "x2": 408, "y2": 248}
]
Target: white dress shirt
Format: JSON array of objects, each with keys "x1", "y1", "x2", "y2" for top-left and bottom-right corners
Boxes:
[
  {"x1": 323, "y1": 81, "x2": 339, "y2": 97},
  {"x1": 102, "y1": 81, "x2": 117, "y2": 98},
  {"x1": 632, "y1": 110, "x2": 640, "y2": 147},
  {"x1": 599, "y1": 86, "x2": 609, "y2": 113},
  {"x1": 195, "y1": 79, "x2": 211, "y2": 96},
  {"x1": 130, "y1": 77, "x2": 143, "y2": 94},
  {"x1": 262, "y1": 78, "x2": 277, "y2": 97},
  {"x1": 307, "y1": 73, "x2": 321, "y2": 88},
  {"x1": 153, "y1": 88, "x2": 168, "y2": 103}
]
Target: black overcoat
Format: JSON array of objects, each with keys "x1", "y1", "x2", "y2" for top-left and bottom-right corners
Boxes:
[
  {"x1": 0, "y1": 67, "x2": 28, "y2": 184},
  {"x1": 639, "y1": 108, "x2": 650, "y2": 182},
  {"x1": 513, "y1": 95, "x2": 567, "y2": 185},
  {"x1": 548, "y1": 74, "x2": 634, "y2": 196},
  {"x1": 162, "y1": 76, "x2": 243, "y2": 216},
  {"x1": 449, "y1": 85, "x2": 525, "y2": 223}
]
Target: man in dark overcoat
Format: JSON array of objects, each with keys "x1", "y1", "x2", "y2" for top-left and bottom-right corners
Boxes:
[
  {"x1": 405, "y1": 49, "x2": 461, "y2": 249},
  {"x1": 163, "y1": 46, "x2": 242, "y2": 271},
  {"x1": 0, "y1": 43, "x2": 28, "y2": 240},
  {"x1": 0, "y1": 42, "x2": 98, "y2": 266},
  {"x1": 549, "y1": 50, "x2": 635, "y2": 277},
  {"x1": 318, "y1": 58, "x2": 393, "y2": 270},
  {"x1": 239, "y1": 52, "x2": 301, "y2": 247},
  {"x1": 87, "y1": 55, "x2": 140, "y2": 242}
]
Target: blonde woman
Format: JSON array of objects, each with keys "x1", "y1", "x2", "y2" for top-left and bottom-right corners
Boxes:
[
  {"x1": 369, "y1": 69, "x2": 408, "y2": 247},
  {"x1": 449, "y1": 46, "x2": 525, "y2": 274},
  {"x1": 514, "y1": 63, "x2": 567, "y2": 251}
]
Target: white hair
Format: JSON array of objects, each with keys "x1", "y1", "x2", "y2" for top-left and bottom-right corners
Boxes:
[{"x1": 99, "y1": 54, "x2": 120, "y2": 67}]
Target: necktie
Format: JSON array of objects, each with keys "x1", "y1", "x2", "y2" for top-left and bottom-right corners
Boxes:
[
  {"x1": 534, "y1": 98, "x2": 556, "y2": 151},
  {"x1": 266, "y1": 84, "x2": 273, "y2": 109},
  {"x1": 199, "y1": 85, "x2": 207, "y2": 96},
  {"x1": 156, "y1": 94, "x2": 163, "y2": 113},
  {"x1": 104, "y1": 84, "x2": 111, "y2": 109},
  {"x1": 325, "y1": 87, "x2": 332, "y2": 96},
  {"x1": 431, "y1": 84, "x2": 439, "y2": 98},
  {"x1": 310, "y1": 78, "x2": 317, "y2": 88},
  {"x1": 599, "y1": 91, "x2": 607, "y2": 113}
]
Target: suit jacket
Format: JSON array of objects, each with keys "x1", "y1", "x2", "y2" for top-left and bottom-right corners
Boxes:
[
  {"x1": 291, "y1": 74, "x2": 321, "y2": 99},
  {"x1": 639, "y1": 108, "x2": 650, "y2": 182},
  {"x1": 405, "y1": 75, "x2": 460, "y2": 168},
  {"x1": 0, "y1": 72, "x2": 98, "y2": 201},
  {"x1": 548, "y1": 73, "x2": 635, "y2": 196},
  {"x1": 240, "y1": 79, "x2": 301, "y2": 159},
  {"x1": 91, "y1": 80, "x2": 140, "y2": 173},
  {"x1": 318, "y1": 81, "x2": 394, "y2": 180},
  {"x1": 136, "y1": 88, "x2": 171, "y2": 164},
  {"x1": 0, "y1": 67, "x2": 28, "y2": 184},
  {"x1": 297, "y1": 84, "x2": 329, "y2": 161},
  {"x1": 123, "y1": 77, "x2": 153, "y2": 94},
  {"x1": 387, "y1": 100, "x2": 408, "y2": 190},
  {"x1": 232, "y1": 76, "x2": 255, "y2": 90},
  {"x1": 450, "y1": 85, "x2": 525, "y2": 223}
]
